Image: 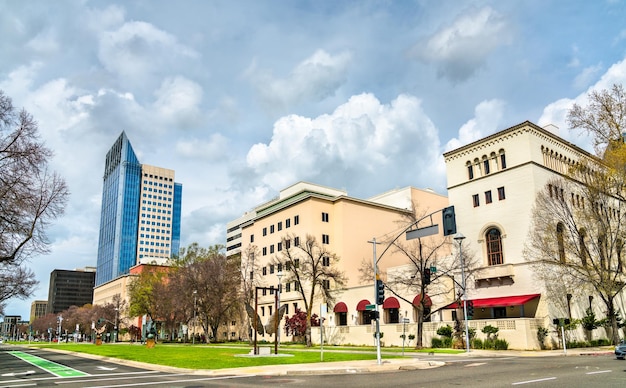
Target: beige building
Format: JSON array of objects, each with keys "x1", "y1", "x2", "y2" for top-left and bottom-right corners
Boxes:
[
  {"x1": 238, "y1": 182, "x2": 451, "y2": 347},
  {"x1": 443, "y1": 120, "x2": 626, "y2": 349},
  {"x1": 30, "y1": 300, "x2": 48, "y2": 322}
]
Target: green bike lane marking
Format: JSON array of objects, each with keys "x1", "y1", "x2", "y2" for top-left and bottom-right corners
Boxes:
[{"x1": 8, "y1": 351, "x2": 89, "y2": 378}]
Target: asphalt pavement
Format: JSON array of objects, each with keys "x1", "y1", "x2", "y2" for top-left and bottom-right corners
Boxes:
[{"x1": 30, "y1": 345, "x2": 617, "y2": 377}]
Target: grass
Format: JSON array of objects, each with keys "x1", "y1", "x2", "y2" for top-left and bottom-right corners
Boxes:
[{"x1": 26, "y1": 342, "x2": 413, "y2": 370}]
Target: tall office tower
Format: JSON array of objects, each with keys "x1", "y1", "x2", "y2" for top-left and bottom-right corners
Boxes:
[{"x1": 95, "y1": 132, "x2": 182, "y2": 287}]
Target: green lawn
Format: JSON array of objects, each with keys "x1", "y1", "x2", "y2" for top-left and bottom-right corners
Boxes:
[{"x1": 26, "y1": 343, "x2": 402, "y2": 370}]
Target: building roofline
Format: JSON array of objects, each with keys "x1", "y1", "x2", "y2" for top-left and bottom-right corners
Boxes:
[{"x1": 442, "y1": 120, "x2": 596, "y2": 161}]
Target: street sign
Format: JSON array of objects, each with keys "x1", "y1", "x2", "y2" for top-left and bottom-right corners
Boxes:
[
  {"x1": 365, "y1": 304, "x2": 376, "y2": 311},
  {"x1": 430, "y1": 266, "x2": 437, "y2": 273},
  {"x1": 406, "y1": 224, "x2": 439, "y2": 240},
  {"x1": 402, "y1": 318, "x2": 410, "y2": 323}
]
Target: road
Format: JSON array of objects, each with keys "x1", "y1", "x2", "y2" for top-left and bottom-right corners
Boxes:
[{"x1": 1, "y1": 345, "x2": 625, "y2": 387}]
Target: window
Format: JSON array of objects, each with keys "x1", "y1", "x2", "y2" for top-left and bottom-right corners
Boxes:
[
  {"x1": 286, "y1": 282, "x2": 291, "y2": 292},
  {"x1": 270, "y1": 264, "x2": 274, "y2": 274},
  {"x1": 277, "y1": 263, "x2": 282, "y2": 272},
  {"x1": 262, "y1": 247, "x2": 267, "y2": 256},
  {"x1": 485, "y1": 191, "x2": 492, "y2": 204},
  {"x1": 322, "y1": 279, "x2": 330, "y2": 290},
  {"x1": 294, "y1": 215, "x2": 299, "y2": 225},
  {"x1": 270, "y1": 225, "x2": 275, "y2": 234},
  {"x1": 249, "y1": 271, "x2": 253, "y2": 280},
  {"x1": 269, "y1": 286, "x2": 274, "y2": 295},
  {"x1": 270, "y1": 244, "x2": 274, "y2": 254},
  {"x1": 322, "y1": 256, "x2": 330, "y2": 266},
  {"x1": 473, "y1": 194, "x2": 480, "y2": 207},
  {"x1": 295, "y1": 236, "x2": 300, "y2": 246},
  {"x1": 286, "y1": 218, "x2": 291, "y2": 228},
  {"x1": 497, "y1": 186, "x2": 505, "y2": 200},
  {"x1": 467, "y1": 164, "x2": 474, "y2": 180},
  {"x1": 557, "y1": 222, "x2": 565, "y2": 263},
  {"x1": 261, "y1": 306, "x2": 265, "y2": 315},
  {"x1": 486, "y1": 228, "x2": 503, "y2": 265},
  {"x1": 285, "y1": 261, "x2": 291, "y2": 271},
  {"x1": 263, "y1": 227, "x2": 267, "y2": 236},
  {"x1": 250, "y1": 234, "x2": 254, "y2": 243},
  {"x1": 277, "y1": 222, "x2": 282, "y2": 231},
  {"x1": 285, "y1": 239, "x2": 291, "y2": 249},
  {"x1": 322, "y1": 234, "x2": 330, "y2": 244},
  {"x1": 500, "y1": 152, "x2": 507, "y2": 169},
  {"x1": 262, "y1": 267, "x2": 267, "y2": 276},
  {"x1": 322, "y1": 212, "x2": 329, "y2": 222},
  {"x1": 294, "y1": 259, "x2": 300, "y2": 268},
  {"x1": 277, "y1": 242, "x2": 282, "y2": 251},
  {"x1": 483, "y1": 159, "x2": 490, "y2": 174}
]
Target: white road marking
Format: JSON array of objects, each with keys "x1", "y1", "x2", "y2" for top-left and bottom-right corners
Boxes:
[
  {"x1": 586, "y1": 370, "x2": 611, "y2": 375},
  {"x1": 512, "y1": 377, "x2": 557, "y2": 385}
]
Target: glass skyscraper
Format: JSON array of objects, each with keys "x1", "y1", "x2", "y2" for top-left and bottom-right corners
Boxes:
[{"x1": 95, "y1": 132, "x2": 182, "y2": 286}]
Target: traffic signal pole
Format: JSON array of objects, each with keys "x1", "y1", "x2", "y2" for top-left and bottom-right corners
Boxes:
[{"x1": 371, "y1": 237, "x2": 382, "y2": 365}]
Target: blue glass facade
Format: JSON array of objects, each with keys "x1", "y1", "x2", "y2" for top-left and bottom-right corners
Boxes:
[
  {"x1": 95, "y1": 133, "x2": 183, "y2": 287},
  {"x1": 171, "y1": 182, "x2": 183, "y2": 257}
]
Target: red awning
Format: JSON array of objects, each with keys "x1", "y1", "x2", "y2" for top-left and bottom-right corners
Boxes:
[
  {"x1": 412, "y1": 294, "x2": 432, "y2": 308},
  {"x1": 333, "y1": 302, "x2": 348, "y2": 313},
  {"x1": 445, "y1": 294, "x2": 540, "y2": 309},
  {"x1": 383, "y1": 297, "x2": 400, "y2": 309},
  {"x1": 356, "y1": 299, "x2": 371, "y2": 311}
]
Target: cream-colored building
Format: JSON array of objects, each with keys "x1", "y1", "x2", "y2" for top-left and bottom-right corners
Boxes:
[
  {"x1": 238, "y1": 181, "x2": 451, "y2": 347},
  {"x1": 444, "y1": 120, "x2": 626, "y2": 349}
]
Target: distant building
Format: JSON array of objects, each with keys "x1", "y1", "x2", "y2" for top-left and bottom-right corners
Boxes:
[
  {"x1": 30, "y1": 300, "x2": 48, "y2": 321},
  {"x1": 95, "y1": 132, "x2": 182, "y2": 287},
  {"x1": 0, "y1": 315, "x2": 21, "y2": 339},
  {"x1": 46, "y1": 268, "x2": 96, "y2": 314}
]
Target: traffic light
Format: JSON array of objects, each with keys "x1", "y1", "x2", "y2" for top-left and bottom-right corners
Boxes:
[
  {"x1": 424, "y1": 268, "x2": 431, "y2": 285},
  {"x1": 467, "y1": 301, "x2": 474, "y2": 318},
  {"x1": 376, "y1": 279, "x2": 385, "y2": 305},
  {"x1": 442, "y1": 206, "x2": 457, "y2": 236}
]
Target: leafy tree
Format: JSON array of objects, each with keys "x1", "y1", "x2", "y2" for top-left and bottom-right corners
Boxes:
[
  {"x1": 284, "y1": 308, "x2": 319, "y2": 339},
  {"x1": 127, "y1": 265, "x2": 170, "y2": 326},
  {"x1": 273, "y1": 234, "x2": 346, "y2": 347},
  {"x1": 0, "y1": 90, "x2": 69, "y2": 313},
  {"x1": 525, "y1": 84, "x2": 626, "y2": 345}
]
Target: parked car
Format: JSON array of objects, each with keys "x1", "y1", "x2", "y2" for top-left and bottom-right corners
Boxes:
[{"x1": 616, "y1": 341, "x2": 626, "y2": 360}]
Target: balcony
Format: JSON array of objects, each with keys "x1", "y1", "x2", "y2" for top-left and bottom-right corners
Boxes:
[{"x1": 474, "y1": 264, "x2": 515, "y2": 287}]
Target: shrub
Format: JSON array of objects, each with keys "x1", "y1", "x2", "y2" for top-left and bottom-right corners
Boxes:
[
  {"x1": 494, "y1": 339, "x2": 509, "y2": 350},
  {"x1": 472, "y1": 338, "x2": 483, "y2": 349},
  {"x1": 431, "y1": 337, "x2": 444, "y2": 348},
  {"x1": 482, "y1": 325, "x2": 499, "y2": 339},
  {"x1": 437, "y1": 325, "x2": 453, "y2": 338},
  {"x1": 536, "y1": 326, "x2": 549, "y2": 349}
]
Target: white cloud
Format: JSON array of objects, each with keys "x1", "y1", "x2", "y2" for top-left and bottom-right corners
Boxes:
[
  {"x1": 153, "y1": 76, "x2": 203, "y2": 129},
  {"x1": 175, "y1": 133, "x2": 230, "y2": 161},
  {"x1": 246, "y1": 93, "x2": 443, "y2": 194},
  {"x1": 98, "y1": 21, "x2": 198, "y2": 81},
  {"x1": 445, "y1": 99, "x2": 506, "y2": 151},
  {"x1": 410, "y1": 6, "x2": 511, "y2": 82},
  {"x1": 573, "y1": 63, "x2": 604, "y2": 90},
  {"x1": 248, "y1": 49, "x2": 352, "y2": 112}
]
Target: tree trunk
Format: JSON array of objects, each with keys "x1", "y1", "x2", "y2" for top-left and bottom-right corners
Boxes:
[{"x1": 415, "y1": 306, "x2": 424, "y2": 348}]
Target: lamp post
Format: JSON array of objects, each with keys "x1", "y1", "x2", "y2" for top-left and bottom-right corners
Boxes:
[
  {"x1": 454, "y1": 233, "x2": 470, "y2": 353},
  {"x1": 276, "y1": 271, "x2": 283, "y2": 349},
  {"x1": 114, "y1": 307, "x2": 119, "y2": 343},
  {"x1": 192, "y1": 290, "x2": 197, "y2": 345}
]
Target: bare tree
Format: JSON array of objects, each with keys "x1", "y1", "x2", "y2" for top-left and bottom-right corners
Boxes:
[
  {"x1": 525, "y1": 174, "x2": 626, "y2": 344},
  {"x1": 173, "y1": 243, "x2": 242, "y2": 342},
  {"x1": 272, "y1": 234, "x2": 346, "y2": 347},
  {"x1": 0, "y1": 263, "x2": 37, "y2": 315},
  {"x1": 0, "y1": 90, "x2": 69, "y2": 265},
  {"x1": 363, "y1": 203, "x2": 476, "y2": 348},
  {"x1": 568, "y1": 83, "x2": 626, "y2": 155}
]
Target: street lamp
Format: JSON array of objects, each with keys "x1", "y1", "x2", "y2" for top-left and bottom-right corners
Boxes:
[
  {"x1": 454, "y1": 233, "x2": 470, "y2": 353},
  {"x1": 192, "y1": 290, "x2": 197, "y2": 345},
  {"x1": 276, "y1": 271, "x2": 283, "y2": 348},
  {"x1": 114, "y1": 307, "x2": 119, "y2": 343}
]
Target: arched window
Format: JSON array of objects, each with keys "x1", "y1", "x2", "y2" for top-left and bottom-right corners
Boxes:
[
  {"x1": 579, "y1": 229, "x2": 588, "y2": 266},
  {"x1": 499, "y1": 149, "x2": 507, "y2": 169},
  {"x1": 483, "y1": 156, "x2": 490, "y2": 174},
  {"x1": 556, "y1": 222, "x2": 565, "y2": 263},
  {"x1": 466, "y1": 161, "x2": 474, "y2": 180},
  {"x1": 486, "y1": 228, "x2": 503, "y2": 265}
]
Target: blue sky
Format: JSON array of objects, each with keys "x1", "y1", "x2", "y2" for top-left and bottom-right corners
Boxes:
[{"x1": 2, "y1": 0, "x2": 626, "y2": 319}]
